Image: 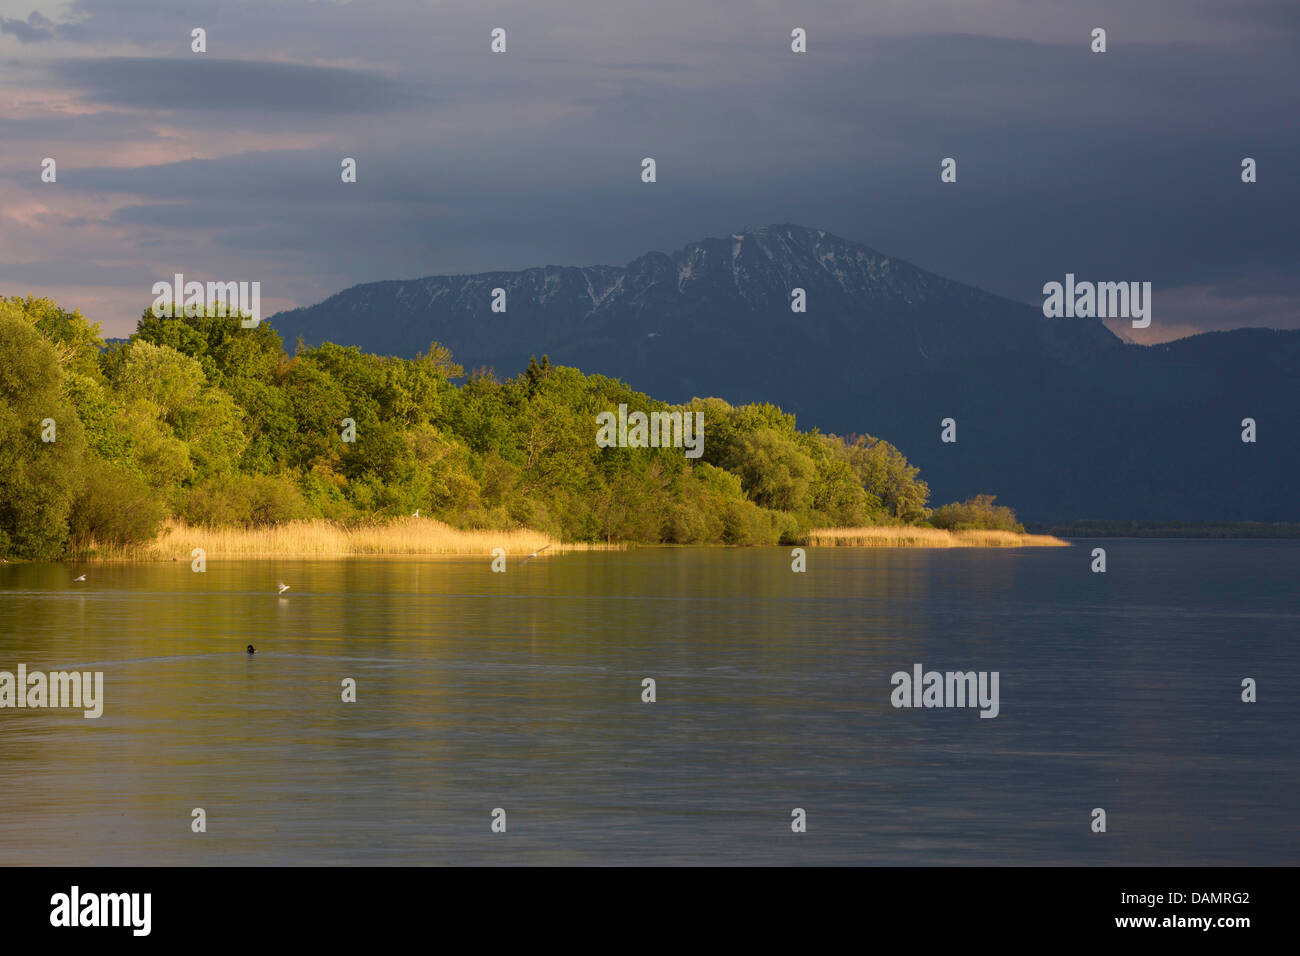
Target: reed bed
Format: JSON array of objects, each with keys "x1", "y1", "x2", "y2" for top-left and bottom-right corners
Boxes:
[
  {"x1": 68, "y1": 520, "x2": 1064, "y2": 561},
  {"x1": 804, "y1": 526, "x2": 1068, "y2": 548},
  {"x1": 82, "y1": 517, "x2": 618, "y2": 561}
]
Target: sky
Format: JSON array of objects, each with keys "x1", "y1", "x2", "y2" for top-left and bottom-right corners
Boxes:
[{"x1": 1, "y1": 0, "x2": 1296, "y2": 342}]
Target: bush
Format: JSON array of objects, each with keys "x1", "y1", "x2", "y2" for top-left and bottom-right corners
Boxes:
[
  {"x1": 68, "y1": 458, "x2": 166, "y2": 549},
  {"x1": 244, "y1": 474, "x2": 312, "y2": 526},
  {"x1": 928, "y1": 494, "x2": 1024, "y2": 533},
  {"x1": 181, "y1": 473, "x2": 312, "y2": 527}
]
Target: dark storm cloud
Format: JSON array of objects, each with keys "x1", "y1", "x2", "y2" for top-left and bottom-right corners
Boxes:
[
  {"x1": 1, "y1": 12, "x2": 54, "y2": 43},
  {"x1": 0, "y1": 258, "x2": 153, "y2": 285},
  {"x1": 1208, "y1": 1, "x2": 1300, "y2": 35},
  {"x1": 1207, "y1": 273, "x2": 1300, "y2": 300},
  {"x1": 53, "y1": 151, "x2": 351, "y2": 201},
  {"x1": 0, "y1": 110, "x2": 166, "y2": 143},
  {"x1": 49, "y1": 31, "x2": 1294, "y2": 322},
  {"x1": 3, "y1": 1, "x2": 1296, "y2": 337},
  {"x1": 54, "y1": 57, "x2": 433, "y2": 113}
]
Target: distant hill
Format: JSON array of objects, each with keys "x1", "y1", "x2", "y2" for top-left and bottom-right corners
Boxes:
[{"x1": 269, "y1": 225, "x2": 1300, "y2": 522}]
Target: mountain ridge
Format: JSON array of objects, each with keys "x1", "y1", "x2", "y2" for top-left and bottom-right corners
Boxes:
[
  {"x1": 268, "y1": 225, "x2": 1299, "y2": 523},
  {"x1": 274, "y1": 224, "x2": 1120, "y2": 347}
]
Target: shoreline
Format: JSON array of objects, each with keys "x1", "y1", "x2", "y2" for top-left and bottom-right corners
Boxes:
[
  {"x1": 1028, "y1": 520, "x2": 1300, "y2": 539},
  {"x1": 804, "y1": 527, "x2": 1067, "y2": 549},
  {"x1": 58, "y1": 518, "x2": 1068, "y2": 561},
  {"x1": 72, "y1": 518, "x2": 615, "y2": 562}
]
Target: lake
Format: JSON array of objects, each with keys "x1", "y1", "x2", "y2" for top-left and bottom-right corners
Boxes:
[{"x1": 1, "y1": 540, "x2": 1296, "y2": 865}]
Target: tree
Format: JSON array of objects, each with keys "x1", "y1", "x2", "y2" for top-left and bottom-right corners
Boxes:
[
  {"x1": 1, "y1": 295, "x2": 104, "y2": 379},
  {"x1": 839, "y1": 434, "x2": 930, "y2": 523},
  {"x1": 0, "y1": 304, "x2": 88, "y2": 558},
  {"x1": 68, "y1": 457, "x2": 165, "y2": 550},
  {"x1": 929, "y1": 494, "x2": 1024, "y2": 532},
  {"x1": 111, "y1": 340, "x2": 206, "y2": 422},
  {"x1": 3, "y1": 292, "x2": 1003, "y2": 552},
  {"x1": 727, "y1": 427, "x2": 817, "y2": 512}
]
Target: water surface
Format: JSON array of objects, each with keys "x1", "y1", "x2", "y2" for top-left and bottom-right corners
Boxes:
[{"x1": 0, "y1": 540, "x2": 1296, "y2": 865}]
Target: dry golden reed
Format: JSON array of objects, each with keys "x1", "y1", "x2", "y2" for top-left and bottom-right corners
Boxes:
[
  {"x1": 803, "y1": 526, "x2": 1068, "y2": 548},
  {"x1": 87, "y1": 517, "x2": 615, "y2": 561},
  {"x1": 72, "y1": 519, "x2": 1064, "y2": 561}
]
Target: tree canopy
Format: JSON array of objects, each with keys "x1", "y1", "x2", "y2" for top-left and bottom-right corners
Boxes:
[{"x1": 0, "y1": 296, "x2": 1016, "y2": 558}]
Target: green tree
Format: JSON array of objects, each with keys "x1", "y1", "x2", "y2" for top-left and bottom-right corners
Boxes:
[
  {"x1": 68, "y1": 457, "x2": 165, "y2": 550},
  {"x1": 1, "y1": 295, "x2": 105, "y2": 379},
  {"x1": 0, "y1": 304, "x2": 88, "y2": 558},
  {"x1": 929, "y1": 494, "x2": 1024, "y2": 532},
  {"x1": 839, "y1": 433, "x2": 930, "y2": 523}
]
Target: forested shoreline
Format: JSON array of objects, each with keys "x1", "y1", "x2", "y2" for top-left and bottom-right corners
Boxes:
[{"x1": 0, "y1": 295, "x2": 1025, "y2": 560}]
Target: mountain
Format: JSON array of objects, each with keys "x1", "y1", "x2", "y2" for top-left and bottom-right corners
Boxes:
[{"x1": 269, "y1": 225, "x2": 1300, "y2": 523}]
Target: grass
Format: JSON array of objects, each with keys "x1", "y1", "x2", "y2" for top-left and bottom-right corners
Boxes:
[
  {"x1": 65, "y1": 519, "x2": 1066, "y2": 561},
  {"x1": 803, "y1": 526, "x2": 1068, "y2": 548},
  {"x1": 74, "y1": 517, "x2": 618, "y2": 561}
]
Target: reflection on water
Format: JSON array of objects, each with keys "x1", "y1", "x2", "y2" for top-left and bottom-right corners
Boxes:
[{"x1": 0, "y1": 541, "x2": 1296, "y2": 864}]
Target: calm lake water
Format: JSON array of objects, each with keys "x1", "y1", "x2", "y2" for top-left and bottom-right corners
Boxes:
[{"x1": 0, "y1": 540, "x2": 1296, "y2": 865}]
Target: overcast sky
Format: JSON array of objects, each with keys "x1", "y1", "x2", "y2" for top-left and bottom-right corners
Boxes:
[{"x1": 1, "y1": 0, "x2": 1296, "y2": 341}]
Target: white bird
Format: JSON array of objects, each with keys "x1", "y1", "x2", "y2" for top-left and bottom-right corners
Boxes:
[
  {"x1": 277, "y1": 582, "x2": 290, "y2": 595},
  {"x1": 412, "y1": 509, "x2": 420, "y2": 517},
  {"x1": 519, "y1": 545, "x2": 550, "y2": 566},
  {"x1": 73, "y1": 574, "x2": 86, "y2": 582}
]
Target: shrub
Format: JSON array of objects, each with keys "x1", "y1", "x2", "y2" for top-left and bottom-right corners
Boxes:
[
  {"x1": 928, "y1": 494, "x2": 1024, "y2": 533},
  {"x1": 68, "y1": 458, "x2": 166, "y2": 549},
  {"x1": 181, "y1": 473, "x2": 312, "y2": 527}
]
